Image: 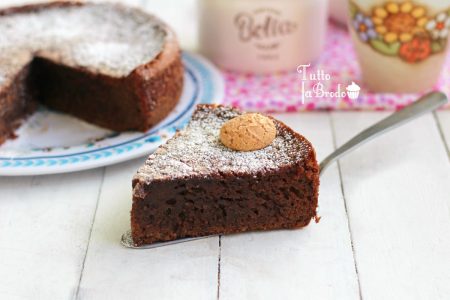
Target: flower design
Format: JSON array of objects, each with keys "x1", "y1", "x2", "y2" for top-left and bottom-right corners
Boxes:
[
  {"x1": 399, "y1": 36, "x2": 431, "y2": 62},
  {"x1": 371, "y1": 2, "x2": 428, "y2": 43},
  {"x1": 349, "y1": 1, "x2": 450, "y2": 63},
  {"x1": 426, "y1": 12, "x2": 450, "y2": 39},
  {"x1": 353, "y1": 13, "x2": 377, "y2": 42}
]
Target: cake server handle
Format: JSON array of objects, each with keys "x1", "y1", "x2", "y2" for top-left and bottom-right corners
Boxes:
[{"x1": 319, "y1": 91, "x2": 447, "y2": 176}]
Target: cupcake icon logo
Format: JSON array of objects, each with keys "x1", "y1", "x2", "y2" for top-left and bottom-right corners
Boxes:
[{"x1": 346, "y1": 82, "x2": 361, "y2": 100}]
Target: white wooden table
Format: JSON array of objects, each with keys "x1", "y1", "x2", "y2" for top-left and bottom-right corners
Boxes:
[
  {"x1": 2, "y1": 111, "x2": 450, "y2": 300},
  {"x1": 2, "y1": 1, "x2": 450, "y2": 299}
]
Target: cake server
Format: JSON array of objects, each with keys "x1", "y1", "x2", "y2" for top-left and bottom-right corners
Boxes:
[{"x1": 121, "y1": 91, "x2": 448, "y2": 249}]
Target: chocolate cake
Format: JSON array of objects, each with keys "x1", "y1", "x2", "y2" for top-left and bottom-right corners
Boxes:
[
  {"x1": 0, "y1": 1, "x2": 183, "y2": 145},
  {"x1": 131, "y1": 104, "x2": 320, "y2": 246}
]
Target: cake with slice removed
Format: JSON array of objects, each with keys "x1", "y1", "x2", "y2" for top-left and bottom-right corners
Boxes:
[
  {"x1": 131, "y1": 104, "x2": 320, "y2": 246},
  {"x1": 0, "y1": 1, "x2": 183, "y2": 145}
]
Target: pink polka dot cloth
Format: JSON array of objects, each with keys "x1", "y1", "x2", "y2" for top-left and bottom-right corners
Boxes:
[{"x1": 221, "y1": 22, "x2": 450, "y2": 112}]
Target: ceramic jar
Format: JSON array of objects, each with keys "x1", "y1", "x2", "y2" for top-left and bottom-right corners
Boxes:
[{"x1": 199, "y1": 0, "x2": 329, "y2": 73}]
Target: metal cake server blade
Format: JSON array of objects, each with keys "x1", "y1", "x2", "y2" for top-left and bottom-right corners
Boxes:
[
  {"x1": 121, "y1": 91, "x2": 448, "y2": 249},
  {"x1": 121, "y1": 230, "x2": 214, "y2": 249}
]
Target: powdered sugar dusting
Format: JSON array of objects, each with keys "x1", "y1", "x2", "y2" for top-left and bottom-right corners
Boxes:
[
  {"x1": 0, "y1": 3, "x2": 167, "y2": 80},
  {"x1": 135, "y1": 105, "x2": 313, "y2": 182}
]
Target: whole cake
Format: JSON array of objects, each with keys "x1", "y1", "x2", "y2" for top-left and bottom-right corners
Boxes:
[
  {"x1": 131, "y1": 104, "x2": 320, "y2": 246},
  {"x1": 0, "y1": 1, "x2": 183, "y2": 145}
]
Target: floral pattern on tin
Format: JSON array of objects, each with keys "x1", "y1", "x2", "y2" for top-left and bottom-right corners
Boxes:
[{"x1": 350, "y1": 1, "x2": 449, "y2": 63}]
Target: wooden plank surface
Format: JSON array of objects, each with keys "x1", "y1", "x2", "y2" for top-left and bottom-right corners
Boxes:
[
  {"x1": 333, "y1": 112, "x2": 450, "y2": 300},
  {"x1": 77, "y1": 158, "x2": 220, "y2": 300},
  {"x1": 0, "y1": 170, "x2": 104, "y2": 299},
  {"x1": 218, "y1": 113, "x2": 360, "y2": 300}
]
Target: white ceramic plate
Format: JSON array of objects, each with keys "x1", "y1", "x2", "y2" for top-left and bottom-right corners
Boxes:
[{"x1": 0, "y1": 52, "x2": 224, "y2": 176}]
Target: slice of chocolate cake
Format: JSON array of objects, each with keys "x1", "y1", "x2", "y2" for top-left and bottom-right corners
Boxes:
[{"x1": 131, "y1": 105, "x2": 319, "y2": 246}]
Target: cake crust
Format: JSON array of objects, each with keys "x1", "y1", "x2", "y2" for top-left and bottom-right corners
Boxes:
[
  {"x1": 131, "y1": 105, "x2": 320, "y2": 246},
  {"x1": 0, "y1": 1, "x2": 183, "y2": 144}
]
